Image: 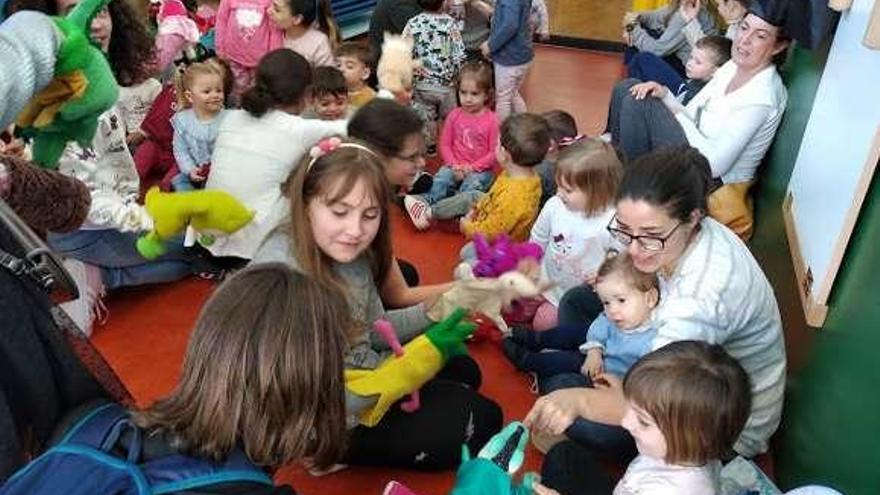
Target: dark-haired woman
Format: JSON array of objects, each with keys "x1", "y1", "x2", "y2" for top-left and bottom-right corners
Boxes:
[
  {"x1": 526, "y1": 146, "x2": 785, "y2": 461},
  {"x1": 610, "y1": 10, "x2": 789, "y2": 239},
  {"x1": 204, "y1": 49, "x2": 347, "y2": 260}
]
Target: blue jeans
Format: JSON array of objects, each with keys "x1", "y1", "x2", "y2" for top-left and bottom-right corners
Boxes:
[
  {"x1": 540, "y1": 372, "x2": 637, "y2": 464},
  {"x1": 171, "y1": 172, "x2": 194, "y2": 191},
  {"x1": 557, "y1": 285, "x2": 604, "y2": 327},
  {"x1": 514, "y1": 324, "x2": 586, "y2": 376},
  {"x1": 48, "y1": 229, "x2": 193, "y2": 290},
  {"x1": 420, "y1": 166, "x2": 493, "y2": 205},
  {"x1": 626, "y1": 51, "x2": 687, "y2": 95}
]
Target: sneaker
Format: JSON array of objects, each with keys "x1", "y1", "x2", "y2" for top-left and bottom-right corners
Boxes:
[
  {"x1": 530, "y1": 429, "x2": 566, "y2": 454},
  {"x1": 58, "y1": 259, "x2": 106, "y2": 336},
  {"x1": 599, "y1": 132, "x2": 612, "y2": 143},
  {"x1": 403, "y1": 195, "x2": 432, "y2": 230}
]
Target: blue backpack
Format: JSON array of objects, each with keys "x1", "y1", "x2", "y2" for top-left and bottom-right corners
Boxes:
[{"x1": 0, "y1": 403, "x2": 273, "y2": 494}]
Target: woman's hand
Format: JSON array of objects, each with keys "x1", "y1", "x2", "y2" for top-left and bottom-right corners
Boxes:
[
  {"x1": 524, "y1": 388, "x2": 585, "y2": 435},
  {"x1": 679, "y1": 0, "x2": 700, "y2": 23},
  {"x1": 533, "y1": 483, "x2": 560, "y2": 495},
  {"x1": 630, "y1": 81, "x2": 668, "y2": 100}
]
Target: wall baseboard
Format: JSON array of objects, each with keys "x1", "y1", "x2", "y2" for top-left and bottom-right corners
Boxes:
[{"x1": 539, "y1": 36, "x2": 626, "y2": 53}]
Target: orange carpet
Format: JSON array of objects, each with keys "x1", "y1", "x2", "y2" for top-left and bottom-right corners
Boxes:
[{"x1": 90, "y1": 46, "x2": 624, "y2": 494}]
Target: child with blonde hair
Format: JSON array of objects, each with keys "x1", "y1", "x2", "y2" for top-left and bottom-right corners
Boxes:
[
  {"x1": 533, "y1": 340, "x2": 752, "y2": 495},
  {"x1": 268, "y1": 0, "x2": 340, "y2": 67},
  {"x1": 171, "y1": 61, "x2": 228, "y2": 191},
  {"x1": 514, "y1": 138, "x2": 622, "y2": 330}
]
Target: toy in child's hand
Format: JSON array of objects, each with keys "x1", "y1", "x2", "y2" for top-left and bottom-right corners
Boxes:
[
  {"x1": 430, "y1": 264, "x2": 550, "y2": 334},
  {"x1": 376, "y1": 33, "x2": 420, "y2": 102},
  {"x1": 451, "y1": 422, "x2": 538, "y2": 495},
  {"x1": 345, "y1": 308, "x2": 475, "y2": 427},
  {"x1": 472, "y1": 233, "x2": 544, "y2": 278},
  {"x1": 136, "y1": 187, "x2": 254, "y2": 259},
  {"x1": 16, "y1": 0, "x2": 120, "y2": 168},
  {"x1": 372, "y1": 319, "x2": 420, "y2": 413}
]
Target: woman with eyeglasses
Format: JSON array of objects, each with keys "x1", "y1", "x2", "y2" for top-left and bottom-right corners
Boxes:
[
  {"x1": 525, "y1": 147, "x2": 785, "y2": 485},
  {"x1": 608, "y1": 6, "x2": 790, "y2": 240}
]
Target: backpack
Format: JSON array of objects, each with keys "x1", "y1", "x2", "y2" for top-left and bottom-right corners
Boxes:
[{"x1": 0, "y1": 403, "x2": 273, "y2": 494}]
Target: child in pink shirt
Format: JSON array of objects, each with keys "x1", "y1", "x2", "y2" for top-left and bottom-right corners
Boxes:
[
  {"x1": 404, "y1": 61, "x2": 499, "y2": 230},
  {"x1": 214, "y1": 0, "x2": 283, "y2": 98}
]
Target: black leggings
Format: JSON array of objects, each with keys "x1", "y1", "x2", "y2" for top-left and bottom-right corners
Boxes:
[
  {"x1": 541, "y1": 441, "x2": 616, "y2": 495},
  {"x1": 346, "y1": 355, "x2": 502, "y2": 470}
]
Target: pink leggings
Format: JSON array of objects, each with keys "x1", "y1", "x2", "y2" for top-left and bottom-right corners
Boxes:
[{"x1": 503, "y1": 297, "x2": 558, "y2": 331}]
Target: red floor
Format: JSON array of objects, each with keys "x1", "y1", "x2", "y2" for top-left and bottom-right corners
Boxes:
[{"x1": 91, "y1": 46, "x2": 623, "y2": 494}]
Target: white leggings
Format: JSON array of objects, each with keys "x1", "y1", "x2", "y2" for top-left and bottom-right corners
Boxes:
[{"x1": 494, "y1": 61, "x2": 531, "y2": 121}]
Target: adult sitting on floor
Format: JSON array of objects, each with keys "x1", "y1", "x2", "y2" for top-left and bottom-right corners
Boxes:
[{"x1": 608, "y1": 6, "x2": 789, "y2": 240}]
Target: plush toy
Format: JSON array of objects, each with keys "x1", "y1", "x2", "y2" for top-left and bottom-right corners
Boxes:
[
  {"x1": 376, "y1": 33, "x2": 419, "y2": 104},
  {"x1": 371, "y1": 319, "x2": 420, "y2": 413},
  {"x1": 429, "y1": 264, "x2": 550, "y2": 334},
  {"x1": 451, "y1": 422, "x2": 538, "y2": 495},
  {"x1": 345, "y1": 308, "x2": 474, "y2": 427},
  {"x1": 15, "y1": 0, "x2": 120, "y2": 168},
  {"x1": 136, "y1": 186, "x2": 254, "y2": 259},
  {"x1": 472, "y1": 233, "x2": 544, "y2": 278}
]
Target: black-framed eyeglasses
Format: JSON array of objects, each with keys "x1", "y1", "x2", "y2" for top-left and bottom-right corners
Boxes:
[
  {"x1": 394, "y1": 149, "x2": 426, "y2": 164},
  {"x1": 606, "y1": 216, "x2": 683, "y2": 252}
]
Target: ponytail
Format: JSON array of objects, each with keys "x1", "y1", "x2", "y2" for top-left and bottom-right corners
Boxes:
[
  {"x1": 241, "y1": 49, "x2": 312, "y2": 118},
  {"x1": 241, "y1": 82, "x2": 274, "y2": 117}
]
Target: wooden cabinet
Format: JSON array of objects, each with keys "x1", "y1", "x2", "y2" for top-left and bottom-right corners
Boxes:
[{"x1": 547, "y1": 0, "x2": 628, "y2": 42}]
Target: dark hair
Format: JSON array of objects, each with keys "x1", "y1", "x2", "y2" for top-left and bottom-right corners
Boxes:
[
  {"x1": 283, "y1": 140, "x2": 393, "y2": 294},
  {"x1": 624, "y1": 340, "x2": 752, "y2": 464},
  {"x1": 500, "y1": 113, "x2": 552, "y2": 167},
  {"x1": 335, "y1": 41, "x2": 373, "y2": 66},
  {"x1": 457, "y1": 60, "x2": 493, "y2": 96},
  {"x1": 15, "y1": 0, "x2": 155, "y2": 85},
  {"x1": 541, "y1": 110, "x2": 578, "y2": 142},
  {"x1": 136, "y1": 264, "x2": 351, "y2": 468},
  {"x1": 417, "y1": 0, "x2": 444, "y2": 11},
  {"x1": 241, "y1": 49, "x2": 312, "y2": 118},
  {"x1": 348, "y1": 98, "x2": 424, "y2": 158},
  {"x1": 596, "y1": 251, "x2": 658, "y2": 294},
  {"x1": 695, "y1": 35, "x2": 733, "y2": 67},
  {"x1": 616, "y1": 146, "x2": 711, "y2": 222},
  {"x1": 310, "y1": 65, "x2": 348, "y2": 99},
  {"x1": 284, "y1": 0, "x2": 340, "y2": 49},
  {"x1": 555, "y1": 138, "x2": 622, "y2": 216},
  {"x1": 741, "y1": 11, "x2": 792, "y2": 66}
]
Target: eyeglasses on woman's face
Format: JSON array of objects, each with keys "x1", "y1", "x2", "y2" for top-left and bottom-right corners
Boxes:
[{"x1": 606, "y1": 216, "x2": 683, "y2": 252}]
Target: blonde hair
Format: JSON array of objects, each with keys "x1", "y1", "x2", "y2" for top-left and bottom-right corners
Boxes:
[
  {"x1": 136, "y1": 264, "x2": 351, "y2": 468},
  {"x1": 624, "y1": 341, "x2": 752, "y2": 465},
  {"x1": 174, "y1": 60, "x2": 226, "y2": 110},
  {"x1": 555, "y1": 138, "x2": 623, "y2": 216}
]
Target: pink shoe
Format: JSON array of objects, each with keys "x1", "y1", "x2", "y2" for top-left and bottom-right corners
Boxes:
[{"x1": 403, "y1": 195, "x2": 432, "y2": 230}]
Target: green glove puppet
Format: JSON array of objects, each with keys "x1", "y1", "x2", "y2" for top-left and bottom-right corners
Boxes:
[
  {"x1": 345, "y1": 308, "x2": 475, "y2": 427},
  {"x1": 451, "y1": 422, "x2": 538, "y2": 495},
  {"x1": 16, "y1": 0, "x2": 119, "y2": 168},
  {"x1": 136, "y1": 187, "x2": 255, "y2": 260}
]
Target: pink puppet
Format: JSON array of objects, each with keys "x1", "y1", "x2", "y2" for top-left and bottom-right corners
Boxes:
[{"x1": 472, "y1": 233, "x2": 544, "y2": 278}]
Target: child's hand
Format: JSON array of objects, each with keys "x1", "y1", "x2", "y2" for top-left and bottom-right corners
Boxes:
[
  {"x1": 630, "y1": 81, "x2": 668, "y2": 100},
  {"x1": 189, "y1": 163, "x2": 210, "y2": 183},
  {"x1": 452, "y1": 167, "x2": 466, "y2": 182},
  {"x1": 126, "y1": 130, "x2": 146, "y2": 147},
  {"x1": 582, "y1": 349, "x2": 604, "y2": 379},
  {"x1": 480, "y1": 41, "x2": 491, "y2": 60},
  {"x1": 621, "y1": 29, "x2": 633, "y2": 46},
  {"x1": 583, "y1": 272, "x2": 597, "y2": 287},
  {"x1": 533, "y1": 483, "x2": 560, "y2": 495},
  {"x1": 622, "y1": 11, "x2": 639, "y2": 27},
  {"x1": 679, "y1": 0, "x2": 700, "y2": 22}
]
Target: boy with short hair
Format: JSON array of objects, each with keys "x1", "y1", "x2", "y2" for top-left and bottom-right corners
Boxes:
[
  {"x1": 335, "y1": 42, "x2": 376, "y2": 109},
  {"x1": 678, "y1": 35, "x2": 732, "y2": 104},
  {"x1": 307, "y1": 66, "x2": 350, "y2": 120}
]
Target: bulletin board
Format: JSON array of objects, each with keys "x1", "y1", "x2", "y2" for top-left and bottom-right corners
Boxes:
[{"x1": 784, "y1": 0, "x2": 880, "y2": 327}]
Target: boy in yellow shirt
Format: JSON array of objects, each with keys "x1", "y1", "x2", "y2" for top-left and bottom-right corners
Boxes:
[
  {"x1": 335, "y1": 42, "x2": 376, "y2": 110},
  {"x1": 405, "y1": 113, "x2": 549, "y2": 241}
]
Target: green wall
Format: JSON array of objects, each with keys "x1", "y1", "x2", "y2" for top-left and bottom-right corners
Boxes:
[{"x1": 750, "y1": 43, "x2": 880, "y2": 494}]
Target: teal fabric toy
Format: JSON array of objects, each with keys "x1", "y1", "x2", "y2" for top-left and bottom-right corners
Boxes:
[{"x1": 451, "y1": 422, "x2": 538, "y2": 495}]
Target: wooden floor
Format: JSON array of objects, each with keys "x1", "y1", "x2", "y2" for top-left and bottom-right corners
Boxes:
[{"x1": 91, "y1": 45, "x2": 624, "y2": 495}]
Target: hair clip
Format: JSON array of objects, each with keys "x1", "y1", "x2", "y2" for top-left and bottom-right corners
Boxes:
[{"x1": 558, "y1": 134, "x2": 586, "y2": 147}]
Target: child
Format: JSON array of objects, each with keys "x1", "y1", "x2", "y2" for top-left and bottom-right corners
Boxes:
[
  {"x1": 402, "y1": 0, "x2": 466, "y2": 149},
  {"x1": 502, "y1": 252, "x2": 658, "y2": 382},
  {"x1": 522, "y1": 138, "x2": 621, "y2": 330},
  {"x1": 533, "y1": 341, "x2": 752, "y2": 495},
  {"x1": 268, "y1": 0, "x2": 340, "y2": 67},
  {"x1": 403, "y1": 61, "x2": 498, "y2": 230},
  {"x1": 458, "y1": 113, "x2": 550, "y2": 242},
  {"x1": 306, "y1": 65, "x2": 350, "y2": 120},
  {"x1": 481, "y1": 0, "x2": 533, "y2": 120},
  {"x1": 536, "y1": 110, "x2": 578, "y2": 206},
  {"x1": 171, "y1": 61, "x2": 228, "y2": 191},
  {"x1": 335, "y1": 41, "x2": 376, "y2": 109},
  {"x1": 214, "y1": 0, "x2": 283, "y2": 98},
  {"x1": 204, "y1": 49, "x2": 347, "y2": 260}
]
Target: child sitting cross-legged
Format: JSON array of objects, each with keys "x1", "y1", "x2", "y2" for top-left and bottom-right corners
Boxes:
[
  {"x1": 335, "y1": 41, "x2": 376, "y2": 110},
  {"x1": 502, "y1": 251, "x2": 658, "y2": 387},
  {"x1": 403, "y1": 61, "x2": 499, "y2": 230},
  {"x1": 445, "y1": 113, "x2": 550, "y2": 242},
  {"x1": 306, "y1": 66, "x2": 350, "y2": 120}
]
